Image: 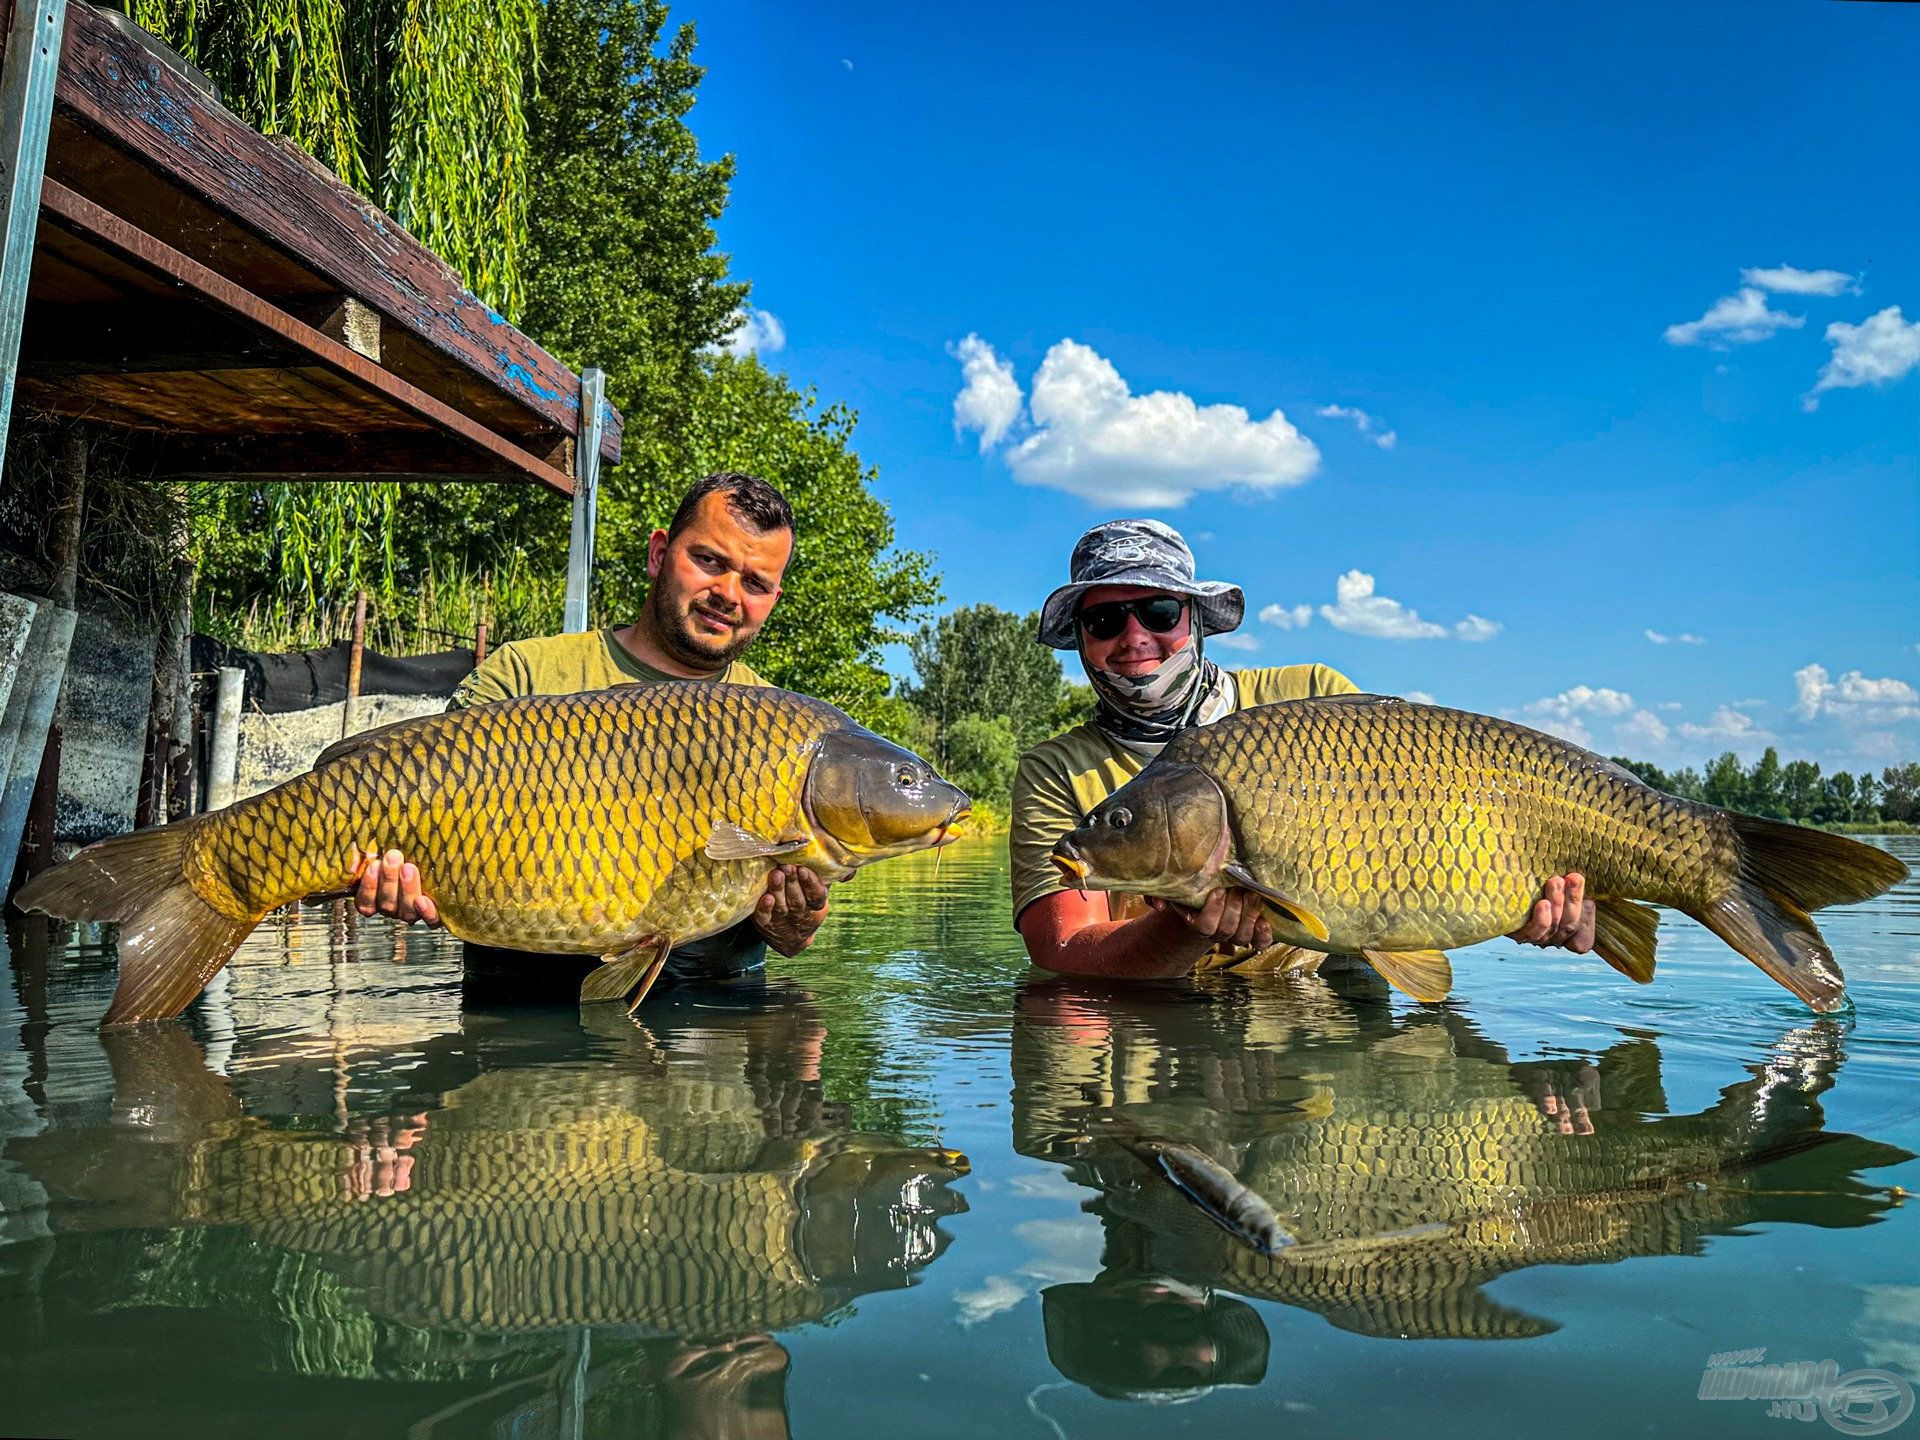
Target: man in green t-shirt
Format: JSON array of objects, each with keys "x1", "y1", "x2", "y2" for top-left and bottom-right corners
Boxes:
[
  {"x1": 354, "y1": 471, "x2": 830, "y2": 975},
  {"x1": 1012, "y1": 519, "x2": 1597, "y2": 982}
]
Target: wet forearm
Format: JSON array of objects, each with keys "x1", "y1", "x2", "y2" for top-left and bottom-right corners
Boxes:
[{"x1": 1024, "y1": 905, "x2": 1214, "y2": 979}]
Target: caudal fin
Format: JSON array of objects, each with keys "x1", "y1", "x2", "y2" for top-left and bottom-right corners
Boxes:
[
  {"x1": 1690, "y1": 817, "x2": 1907, "y2": 1013},
  {"x1": 15, "y1": 823, "x2": 257, "y2": 1028}
]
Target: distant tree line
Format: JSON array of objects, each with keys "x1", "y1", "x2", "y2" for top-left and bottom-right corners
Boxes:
[
  {"x1": 900, "y1": 605, "x2": 1093, "y2": 811},
  {"x1": 1611, "y1": 750, "x2": 1920, "y2": 827}
]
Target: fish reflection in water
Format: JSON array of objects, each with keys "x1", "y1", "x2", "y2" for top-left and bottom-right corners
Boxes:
[
  {"x1": 1012, "y1": 976, "x2": 1909, "y2": 1397},
  {"x1": 3, "y1": 988, "x2": 968, "y2": 1437}
]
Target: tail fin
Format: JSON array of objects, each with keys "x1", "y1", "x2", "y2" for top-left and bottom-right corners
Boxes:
[
  {"x1": 1689, "y1": 818, "x2": 1907, "y2": 1014},
  {"x1": 15, "y1": 823, "x2": 257, "y2": 1028}
]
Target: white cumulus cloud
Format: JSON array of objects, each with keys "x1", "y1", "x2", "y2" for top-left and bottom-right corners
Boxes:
[
  {"x1": 1805, "y1": 306, "x2": 1920, "y2": 409},
  {"x1": 1664, "y1": 288, "x2": 1804, "y2": 348},
  {"x1": 1315, "y1": 403, "x2": 1398, "y2": 450},
  {"x1": 1794, "y1": 663, "x2": 1920, "y2": 722},
  {"x1": 953, "y1": 337, "x2": 1320, "y2": 507},
  {"x1": 1258, "y1": 602, "x2": 1312, "y2": 631},
  {"x1": 1210, "y1": 630, "x2": 1260, "y2": 652},
  {"x1": 1616, "y1": 709, "x2": 1671, "y2": 748},
  {"x1": 1679, "y1": 706, "x2": 1769, "y2": 743},
  {"x1": 949, "y1": 334, "x2": 1024, "y2": 451},
  {"x1": 1645, "y1": 629, "x2": 1705, "y2": 645},
  {"x1": 1263, "y1": 571, "x2": 1501, "y2": 642},
  {"x1": 1404, "y1": 690, "x2": 1437, "y2": 705},
  {"x1": 1527, "y1": 686, "x2": 1639, "y2": 722},
  {"x1": 719, "y1": 307, "x2": 786, "y2": 359},
  {"x1": 1740, "y1": 265, "x2": 1859, "y2": 297}
]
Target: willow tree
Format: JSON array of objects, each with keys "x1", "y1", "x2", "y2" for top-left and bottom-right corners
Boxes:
[{"x1": 122, "y1": 0, "x2": 539, "y2": 608}]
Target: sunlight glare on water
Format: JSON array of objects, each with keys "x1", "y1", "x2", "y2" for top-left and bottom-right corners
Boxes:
[{"x1": 2, "y1": 835, "x2": 1916, "y2": 1439}]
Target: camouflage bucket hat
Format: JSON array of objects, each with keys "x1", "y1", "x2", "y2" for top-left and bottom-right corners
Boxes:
[{"x1": 1036, "y1": 518, "x2": 1246, "y2": 650}]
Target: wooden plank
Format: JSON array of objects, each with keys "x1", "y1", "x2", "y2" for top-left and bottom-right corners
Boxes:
[
  {"x1": 52, "y1": 3, "x2": 623, "y2": 464},
  {"x1": 38, "y1": 176, "x2": 573, "y2": 493}
]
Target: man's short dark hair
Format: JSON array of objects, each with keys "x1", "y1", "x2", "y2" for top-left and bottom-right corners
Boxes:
[{"x1": 666, "y1": 471, "x2": 796, "y2": 540}]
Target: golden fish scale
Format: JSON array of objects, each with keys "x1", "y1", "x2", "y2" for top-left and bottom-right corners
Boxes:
[
  {"x1": 1169, "y1": 698, "x2": 1738, "y2": 951},
  {"x1": 183, "y1": 684, "x2": 842, "y2": 952}
]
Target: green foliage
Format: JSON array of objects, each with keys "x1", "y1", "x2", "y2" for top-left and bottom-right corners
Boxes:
[
  {"x1": 901, "y1": 605, "x2": 1082, "y2": 801},
  {"x1": 942, "y1": 714, "x2": 1019, "y2": 806}
]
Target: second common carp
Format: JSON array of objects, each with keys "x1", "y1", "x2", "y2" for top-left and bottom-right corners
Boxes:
[
  {"x1": 1052, "y1": 695, "x2": 1905, "y2": 1009},
  {"x1": 21, "y1": 682, "x2": 969, "y2": 1027}
]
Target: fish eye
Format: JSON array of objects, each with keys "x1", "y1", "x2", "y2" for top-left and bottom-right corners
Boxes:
[
  {"x1": 1107, "y1": 807, "x2": 1132, "y2": 829},
  {"x1": 895, "y1": 765, "x2": 917, "y2": 786}
]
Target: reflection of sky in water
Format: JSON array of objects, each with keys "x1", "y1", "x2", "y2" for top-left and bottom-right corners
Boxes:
[{"x1": 0, "y1": 834, "x2": 1916, "y2": 1439}]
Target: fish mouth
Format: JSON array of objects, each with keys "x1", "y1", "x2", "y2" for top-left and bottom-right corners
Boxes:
[
  {"x1": 1052, "y1": 844, "x2": 1091, "y2": 894},
  {"x1": 935, "y1": 798, "x2": 973, "y2": 846}
]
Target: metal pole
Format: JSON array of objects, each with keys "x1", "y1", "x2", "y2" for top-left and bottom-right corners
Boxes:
[
  {"x1": 0, "y1": 0, "x2": 68, "y2": 472},
  {"x1": 203, "y1": 665, "x2": 243, "y2": 810},
  {"x1": 562, "y1": 367, "x2": 606, "y2": 634}
]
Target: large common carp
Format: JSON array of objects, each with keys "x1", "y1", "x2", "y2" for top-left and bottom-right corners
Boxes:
[
  {"x1": 1051, "y1": 694, "x2": 1905, "y2": 1009},
  {"x1": 20, "y1": 682, "x2": 969, "y2": 1027}
]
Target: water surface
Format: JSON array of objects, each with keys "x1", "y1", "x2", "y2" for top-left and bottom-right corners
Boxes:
[{"x1": 3, "y1": 836, "x2": 1916, "y2": 1438}]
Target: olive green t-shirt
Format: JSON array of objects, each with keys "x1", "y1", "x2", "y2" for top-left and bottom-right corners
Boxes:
[
  {"x1": 447, "y1": 628, "x2": 766, "y2": 710},
  {"x1": 1008, "y1": 663, "x2": 1358, "y2": 927}
]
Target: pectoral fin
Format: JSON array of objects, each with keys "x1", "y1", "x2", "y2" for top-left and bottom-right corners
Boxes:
[
  {"x1": 704, "y1": 821, "x2": 811, "y2": 862},
  {"x1": 581, "y1": 935, "x2": 673, "y2": 1013},
  {"x1": 1359, "y1": 948, "x2": 1454, "y2": 1003},
  {"x1": 1221, "y1": 864, "x2": 1330, "y2": 942},
  {"x1": 1592, "y1": 898, "x2": 1660, "y2": 983}
]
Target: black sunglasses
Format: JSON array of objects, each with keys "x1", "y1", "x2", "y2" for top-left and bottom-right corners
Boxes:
[{"x1": 1077, "y1": 595, "x2": 1187, "y2": 641}]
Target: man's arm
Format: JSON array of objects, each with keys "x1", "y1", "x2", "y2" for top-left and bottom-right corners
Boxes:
[{"x1": 1018, "y1": 885, "x2": 1273, "y2": 979}]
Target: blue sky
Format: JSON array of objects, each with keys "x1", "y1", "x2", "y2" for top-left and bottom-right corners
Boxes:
[{"x1": 686, "y1": 0, "x2": 1918, "y2": 772}]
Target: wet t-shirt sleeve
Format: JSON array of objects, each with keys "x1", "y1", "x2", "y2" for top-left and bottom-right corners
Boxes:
[{"x1": 1009, "y1": 747, "x2": 1092, "y2": 927}]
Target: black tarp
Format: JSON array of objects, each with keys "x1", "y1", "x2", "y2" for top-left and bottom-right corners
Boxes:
[{"x1": 192, "y1": 636, "x2": 476, "y2": 713}]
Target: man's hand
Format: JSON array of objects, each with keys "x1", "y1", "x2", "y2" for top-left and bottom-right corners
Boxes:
[
  {"x1": 1510, "y1": 872, "x2": 1595, "y2": 953},
  {"x1": 354, "y1": 848, "x2": 441, "y2": 926},
  {"x1": 755, "y1": 864, "x2": 830, "y2": 957},
  {"x1": 1146, "y1": 888, "x2": 1274, "y2": 951}
]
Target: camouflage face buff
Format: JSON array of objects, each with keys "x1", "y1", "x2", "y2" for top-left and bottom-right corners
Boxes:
[{"x1": 1083, "y1": 633, "x2": 1228, "y2": 751}]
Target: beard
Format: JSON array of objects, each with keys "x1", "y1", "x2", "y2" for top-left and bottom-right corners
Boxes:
[{"x1": 649, "y1": 574, "x2": 758, "y2": 670}]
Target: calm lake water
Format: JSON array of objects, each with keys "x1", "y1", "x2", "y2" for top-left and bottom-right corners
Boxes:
[{"x1": 2, "y1": 835, "x2": 1917, "y2": 1439}]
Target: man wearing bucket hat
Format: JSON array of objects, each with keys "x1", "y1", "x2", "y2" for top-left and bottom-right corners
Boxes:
[{"x1": 1010, "y1": 519, "x2": 1596, "y2": 979}]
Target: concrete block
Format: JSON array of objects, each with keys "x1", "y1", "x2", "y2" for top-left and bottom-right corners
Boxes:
[
  {"x1": 52, "y1": 609, "x2": 155, "y2": 846},
  {"x1": 233, "y1": 692, "x2": 446, "y2": 800},
  {"x1": 0, "y1": 594, "x2": 37, "y2": 728},
  {"x1": 0, "y1": 600, "x2": 76, "y2": 874}
]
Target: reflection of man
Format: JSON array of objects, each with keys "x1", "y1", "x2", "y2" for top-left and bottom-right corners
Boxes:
[
  {"x1": 1041, "y1": 1278, "x2": 1269, "y2": 1402},
  {"x1": 1010, "y1": 518, "x2": 1597, "y2": 978},
  {"x1": 354, "y1": 472, "x2": 830, "y2": 977}
]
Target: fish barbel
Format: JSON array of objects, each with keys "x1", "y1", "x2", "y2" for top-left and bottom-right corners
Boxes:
[
  {"x1": 1052, "y1": 695, "x2": 1906, "y2": 1008},
  {"x1": 20, "y1": 682, "x2": 970, "y2": 1027}
]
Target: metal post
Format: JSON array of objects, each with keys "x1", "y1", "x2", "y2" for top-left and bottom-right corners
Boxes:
[
  {"x1": 0, "y1": 0, "x2": 69, "y2": 471},
  {"x1": 562, "y1": 367, "x2": 606, "y2": 634},
  {"x1": 203, "y1": 665, "x2": 243, "y2": 810}
]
